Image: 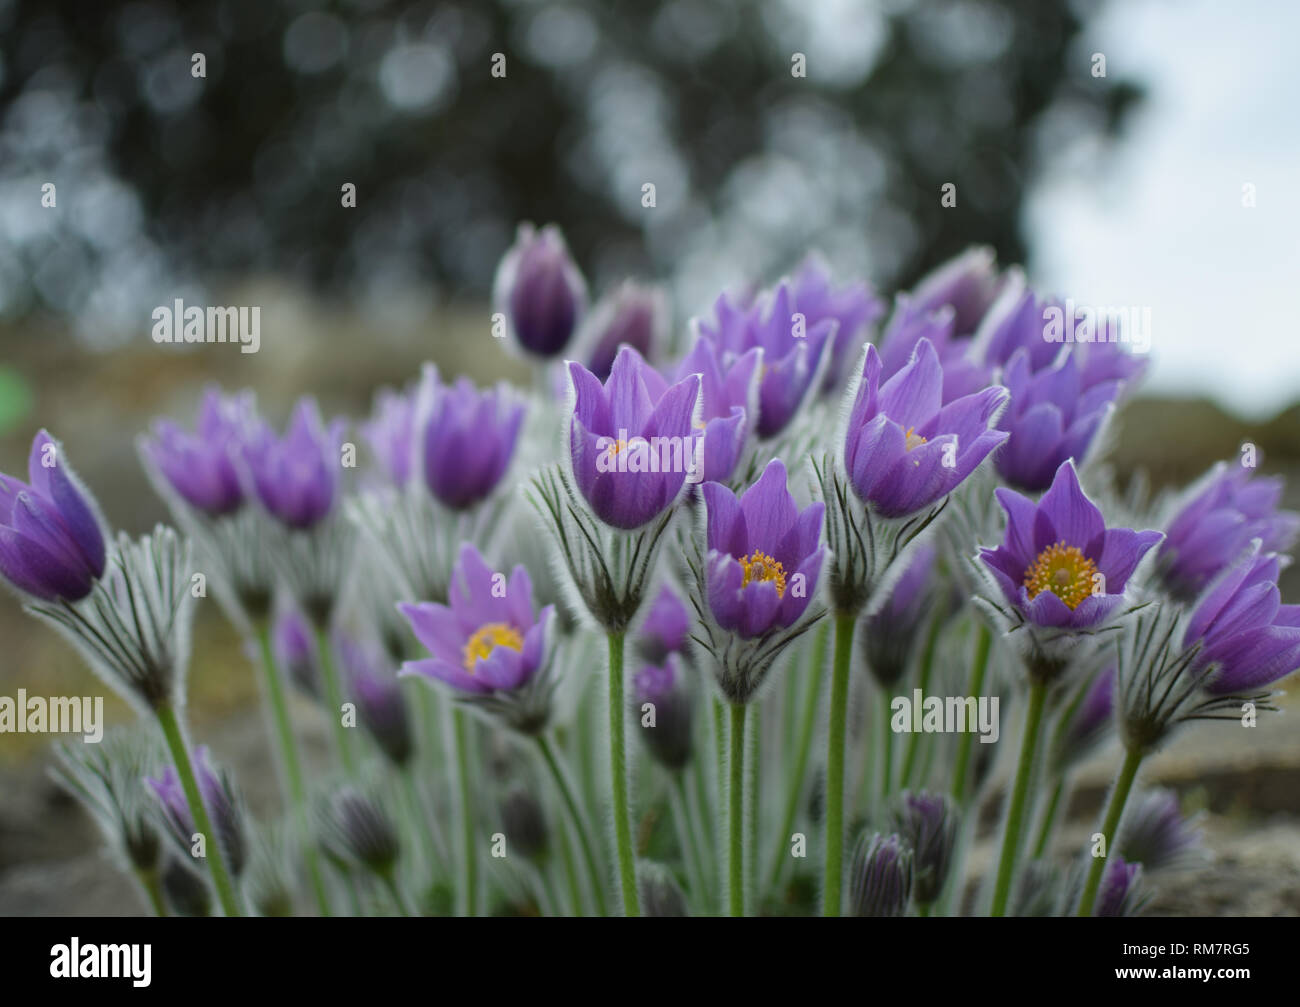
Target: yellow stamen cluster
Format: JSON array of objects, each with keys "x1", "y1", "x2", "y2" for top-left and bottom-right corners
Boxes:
[
  {"x1": 606, "y1": 438, "x2": 628, "y2": 460},
  {"x1": 462, "y1": 622, "x2": 524, "y2": 672},
  {"x1": 741, "y1": 550, "x2": 787, "y2": 598},
  {"x1": 1023, "y1": 541, "x2": 1098, "y2": 610},
  {"x1": 903, "y1": 426, "x2": 928, "y2": 452}
]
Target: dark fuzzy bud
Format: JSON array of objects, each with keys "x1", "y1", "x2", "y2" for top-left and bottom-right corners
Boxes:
[
  {"x1": 161, "y1": 856, "x2": 212, "y2": 917},
  {"x1": 317, "y1": 786, "x2": 400, "y2": 877},
  {"x1": 890, "y1": 791, "x2": 958, "y2": 906},
  {"x1": 849, "y1": 831, "x2": 913, "y2": 917}
]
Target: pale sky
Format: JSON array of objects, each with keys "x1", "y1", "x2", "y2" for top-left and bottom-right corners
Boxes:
[{"x1": 1026, "y1": 0, "x2": 1300, "y2": 419}]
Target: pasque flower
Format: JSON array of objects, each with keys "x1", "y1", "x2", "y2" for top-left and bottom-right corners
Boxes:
[
  {"x1": 1049, "y1": 665, "x2": 1116, "y2": 774},
  {"x1": 861, "y1": 543, "x2": 938, "y2": 687},
  {"x1": 1094, "y1": 857, "x2": 1145, "y2": 917},
  {"x1": 142, "y1": 388, "x2": 252, "y2": 516},
  {"x1": 788, "y1": 253, "x2": 884, "y2": 393},
  {"x1": 671, "y1": 333, "x2": 759, "y2": 486},
  {"x1": 844, "y1": 339, "x2": 1008, "y2": 518},
  {"x1": 1117, "y1": 789, "x2": 1205, "y2": 873},
  {"x1": 849, "y1": 831, "x2": 913, "y2": 917},
  {"x1": 633, "y1": 655, "x2": 693, "y2": 771},
  {"x1": 890, "y1": 791, "x2": 958, "y2": 907},
  {"x1": 147, "y1": 746, "x2": 247, "y2": 877},
  {"x1": 360, "y1": 386, "x2": 416, "y2": 489},
  {"x1": 1182, "y1": 546, "x2": 1300, "y2": 696},
  {"x1": 494, "y1": 222, "x2": 587, "y2": 358},
  {"x1": 417, "y1": 365, "x2": 525, "y2": 511},
  {"x1": 398, "y1": 543, "x2": 556, "y2": 732},
  {"x1": 703, "y1": 459, "x2": 825, "y2": 640},
  {"x1": 1157, "y1": 461, "x2": 1300, "y2": 601},
  {"x1": 979, "y1": 461, "x2": 1162, "y2": 631},
  {"x1": 241, "y1": 398, "x2": 346, "y2": 530},
  {"x1": 272, "y1": 605, "x2": 320, "y2": 698},
  {"x1": 340, "y1": 636, "x2": 413, "y2": 768},
  {"x1": 908, "y1": 245, "x2": 1003, "y2": 336},
  {"x1": 877, "y1": 301, "x2": 993, "y2": 406},
  {"x1": 698, "y1": 281, "x2": 833, "y2": 438},
  {"x1": 0, "y1": 430, "x2": 107, "y2": 601},
  {"x1": 579, "y1": 280, "x2": 667, "y2": 383},
  {"x1": 635, "y1": 584, "x2": 691, "y2": 664},
  {"x1": 568, "y1": 346, "x2": 701, "y2": 531}
]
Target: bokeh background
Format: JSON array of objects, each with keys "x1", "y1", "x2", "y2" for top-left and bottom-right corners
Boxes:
[{"x1": 1, "y1": 0, "x2": 1297, "y2": 914}]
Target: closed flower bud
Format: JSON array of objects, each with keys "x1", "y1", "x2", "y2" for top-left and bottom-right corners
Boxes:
[
  {"x1": 633, "y1": 655, "x2": 693, "y2": 771},
  {"x1": 638, "y1": 861, "x2": 689, "y2": 917},
  {"x1": 318, "y1": 786, "x2": 400, "y2": 878},
  {"x1": 147, "y1": 745, "x2": 248, "y2": 877},
  {"x1": 340, "y1": 636, "x2": 413, "y2": 768},
  {"x1": 849, "y1": 831, "x2": 913, "y2": 917},
  {"x1": 1117, "y1": 789, "x2": 1206, "y2": 873},
  {"x1": 161, "y1": 855, "x2": 211, "y2": 917},
  {"x1": 494, "y1": 222, "x2": 587, "y2": 358},
  {"x1": 890, "y1": 791, "x2": 958, "y2": 907},
  {"x1": 500, "y1": 788, "x2": 549, "y2": 862}
]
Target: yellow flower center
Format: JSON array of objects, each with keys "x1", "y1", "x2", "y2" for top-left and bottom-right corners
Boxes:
[
  {"x1": 462, "y1": 622, "x2": 524, "y2": 672},
  {"x1": 607, "y1": 438, "x2": 628, "y2": 460},
  {"x1": 1023, "y1": 541, "x2": 1098, "y2": 610},
  {"x1": 741, "y1": 550, "x2": 787, "y2": 598},
  {"x1": 904, "y1": 426, "x2": 928, "y2": 451}
]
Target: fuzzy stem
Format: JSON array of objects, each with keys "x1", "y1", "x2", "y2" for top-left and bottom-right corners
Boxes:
[
  {"x1": 766, "y1": 620, "x2": 827, "y2": 896},
  {"x1": 606, "y1": 631, "x2": 640, "y2": 916},
  {"x1": 1031, "y1": 776, "x2": 1066, "y2": 860},
  {"x1": 537, "y1": 733, "x2": 609, "y2": 916},
  {"x1": 728, "y1": 702, "x2": 747, "y2": 917},
  {"x1": 1076, "y1": 746, "x2": 1143, "y2": 916},
  {"x1": 950, "y1": 623, "x2": 992, "y2": 804},
  {"x1": 878, "y1": 690, "x2": 895, "y2": 805},
  {"x1": 382, "y1": 871, "x2": 412, "y2": 916},
  {"x1": 669, "y1": 773, "x2": 709, "y2": 909},
  {"x1": 154, "y1": 703, "x2": 242, "y2": 917},
  {"x1": 134, "y1": 867, "x2": 167, "y2": 917},
  {"x1": 313, "y1": 626, "x2": 357, "y2": 777},
  {"x1": 990, "y1": 678, "x2": 1047, "y2": 916},
  {"x1": 452, "y1": 707, "x2": 478, "y2": 916},
  {"x1": 822, "y1": 611, "x2": 856, "y2": 916},
  {"x1": 256, "y1": 627, "x2": 331, "y2": 916}
]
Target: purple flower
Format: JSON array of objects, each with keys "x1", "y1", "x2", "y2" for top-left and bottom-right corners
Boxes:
[
  {"x1": 360, "y1": 387, "x2": 416, "y2": 488},
  {"x1": 340, "y1": 636, "x2": 413, "y2": 768},
  {"x1": 398, "y1": 543, "x2": 555, "y2": 696},
  {"x1": 240, "y1": 398, "x2": 346, "y2": 530},
  {"x1": 671, "y1": 333, "x2": 758, "y2": 485},
  {"x1": 978, "y1": 461, "x2": 1162, "y2": 630},
  {"x1": 143, "y1": 388, "x2": 252, "y2": 516},
  {"x1": 993, "y1": 349, "x2": 1120, "y2": 492},
  {"x1": 844, "y1": 339, "x2": 1008, "y2": 518},
  {"x1": 579, "y1": 280, "x2": 666, "y2": 383},
  {"x1": 889, "y1": 791, "x2": 958, "y2": 906},
  {"x1": 147, "y1": 746, "x2": 246, "y2": 876},
  {"x1": 1157, "y1": 462, "x2": 1300, "y2": 601},
  {"x1": 493, "y1": 222, "x2": 587, "y2": 358},
  {"x1": 788, "y1": 253, "x2": 885, "y2": 392},
  {"x1": 0, "y1": 430, "x2": 107, "y2": 601},
  {"x1": 978, "y1": 281, "x2": 1063, "y2": 373},
  {"x1": 273, "y1": 606, "x2": 320, "y2": 698},
  {"x1": 878, "y1": 301, "x2": 994, "y2": 405},
  {"x1": 1094, "y1": 856, "x2": 1144, "y2": 917},
  {"x1": 633, "y1": 655, "x2": 693, "y2": 771},
  {"x1": 698, "y1": 281, "x2": 833, "y2": 438},
  {"x1": 907, "y1": 246, "x2": 1003, "y2": 336},
  {"x1": 1183, "y1": 546, "x2": 1300, "y2": 695},
  {"x1": 567, "y1": 346, "x2": 701, "y2": 531},
  {"x1": 636, "y1": 584, "x2": 691, "y2": 664},
  {"x1": 702, "y1": 459, "x2": 825, "y2": 639},
  {"x1": 416, "y1": 365, "x2": 524, "y2": 511}
]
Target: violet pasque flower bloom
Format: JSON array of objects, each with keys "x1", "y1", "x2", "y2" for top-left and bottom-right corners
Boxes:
[
  {"x1": 579, "y1": 280, "x2": 667, "y2": 383},
  {"x1": 1182, "y1": 547, "x2": 1300, "y2": 696},
  {"x1": 360, "y1": 387, "x2": 416, "y2": 489},
  {"x1": 143, "y1": 388, "x2": 251, "y2": 516},
  {"x1": 698, "y1": 281, "x2": 833, "y2": 438},
  {"x1": 1157, "y1": 462, "x2": 1300, "y2": 601},
  {"x1": 844, "y1": 339, "x2": 1008, "y2": 518},
  {"x1": 0, "y1": 430, "x2": 106, "y2": 601},
  {"x1": 979, "y1": 461, "x2": 1161, "y2": 631},
  {"x1": 703, "y1": 459, "x2": 825, "y2": 640},
  {"x1": 273, "y1": 606, "x2": 320, "y2": 698},
  {"x1": 241, "y1": 398, "x2": 345, "y2": 530},
  {"x1": 635, "y1": 584, "x2": 691, "y2": 664},
  {"x1": 416, "y1": 365, "x2": 524, "y2": 511},
  {"x1": 567, "y1": 346, "x2": 701, "y2": 531},
  {"x1": 671, "y1": 333, "x2": 758, "y2": 486},
  {"x1": 398, "y1": 544, "x2": 556, "y2": 733},
  {"x1": 1094, "y1": 857, "x2": 1145, "y2": 917},
  {"x1": 877, "y1": 302, "x2": 994, "y2": 405},
  {"x1": 493, "y1": 222, "x2": 587, "y2": 358},
  {"x1": 147, "y1": 746, "x2": 247, "y2": 876},
  {"x1": 1117, "y1": 789, "x2": 1206, "y2": 873},
  {"x1": 849, "y1": 831, "x2": 913, "y2": 917},
  {"x1": 908, "y1": 246, "x2": 1003, "y2": 336},
  {"x1": 633, "y1": 655, "x2": 693, "y2": 771},
  {"x1": 788, "y1": 253, "x2": 884, "y2": 392}
]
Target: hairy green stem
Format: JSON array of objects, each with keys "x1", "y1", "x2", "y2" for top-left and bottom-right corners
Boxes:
[
  {"x1": 1032, "y1": 776, "x2": 1066, "y2": 860},
  {"x1": 537, "y1": 734, "x2": 609, "y2": 916},
  {"x1": 155, "y1": 703, "x2": 242, "y2": 917},
  {"x1": 950, "y1": 623, "x2": 992, "y2": 804},
  {"x1": 990, "y1": 678, "x2": 1047, "y2": 917},
  {"x1": 313, "y1": 626, "x2": 357, "y2": 776},
  {"x1": 728, "y1": 702, "x2": 747, "y2": 917},
  {"x1": 822, "y1": 611, "x2": 856, "y2": 916},
  {"x1": 452, "y1": 707, "x2": 478, "y2": 916},
  {"x1": 900, "y1": 614, "x2": 944, "y2": 788},
  {"x1": 607, "y1": 631, "x2": 640, "y2": 916},
  {"x1": 1076, "y1": 746, "x2": 1143, "y2": 916}
]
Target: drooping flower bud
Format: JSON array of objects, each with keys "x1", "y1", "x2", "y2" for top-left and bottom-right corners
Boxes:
[{"x1": 849, "y1": 831, "x2": 913, "y2": 917}]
